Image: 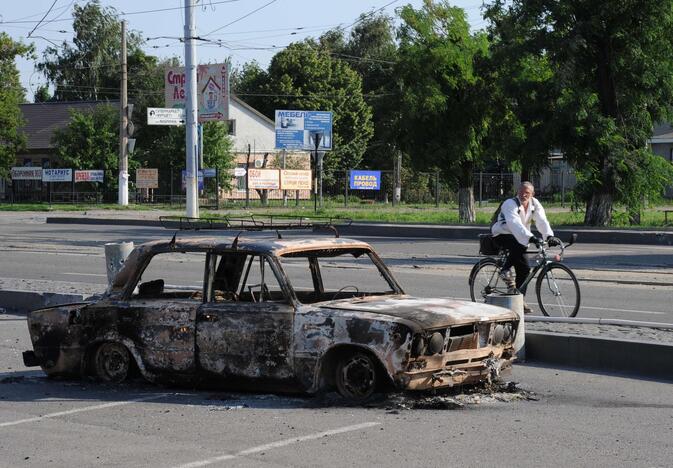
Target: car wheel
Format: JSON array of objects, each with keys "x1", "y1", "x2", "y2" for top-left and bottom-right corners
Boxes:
[
  {"x1": 93, "y1": 342, "x2": 131, "y2": 383},
  {"x1": 335, "y1": 352, "x2": 378, "y2": 401}
]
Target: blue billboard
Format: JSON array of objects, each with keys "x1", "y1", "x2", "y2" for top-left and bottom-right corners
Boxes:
[
  {"x1": 275, "y1": 110, "x2": 333, "y2": 150},
  {"x1": 349, "y1": 170, "x2": 381, "y2": 190}
]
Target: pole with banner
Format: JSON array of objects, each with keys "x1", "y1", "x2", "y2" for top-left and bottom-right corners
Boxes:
[{"x1": 184, "y1": 0, "x2": 198, "y2": 218}]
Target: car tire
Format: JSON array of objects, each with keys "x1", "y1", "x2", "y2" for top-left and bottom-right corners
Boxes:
[
  {"x1": 93, "y1": 342, "x2": 131, "y2": 383},
  {"x1": 335, "y1": 352, "x2": 378, "y2": 401}
]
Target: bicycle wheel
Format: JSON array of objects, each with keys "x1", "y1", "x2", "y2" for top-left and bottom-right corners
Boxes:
[
  {"x1": 535, "y1": 263, "x2": 580, "y2": 317},
  {"x1": 468, "y1": 258, "x2": 504, "y2": 302}
]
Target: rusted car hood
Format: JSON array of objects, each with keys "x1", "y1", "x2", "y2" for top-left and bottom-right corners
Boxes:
[{"x1": 319, "y1": 295, "x2": 516, "y2": 329}]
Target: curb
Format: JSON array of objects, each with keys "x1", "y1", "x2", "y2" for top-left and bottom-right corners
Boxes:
[
  {"x1": 45, "y1": 217, "x2": 673, "y2": 245},
  {"x1": 525, "y1": 331, "x2": 673, "y2": 380},
  {"x1": 0, "y1": 289, "x2": 84, "y2": 314}
]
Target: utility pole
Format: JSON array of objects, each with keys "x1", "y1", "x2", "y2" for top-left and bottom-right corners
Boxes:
[
  {"x1": 118, "y1": 20, "x2": 128, "y2": 206},
  {"x1": 184, "y1": 0, "x2": 199, "y2": 218}
]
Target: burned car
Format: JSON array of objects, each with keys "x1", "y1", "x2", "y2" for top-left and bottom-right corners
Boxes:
[{"x1": 24, "y1": 228, "x2": 519, "y2": 400}]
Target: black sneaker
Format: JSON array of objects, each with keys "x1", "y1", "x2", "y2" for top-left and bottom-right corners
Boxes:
[{"x1": 523, "y1": 302, "x2": 533, "y2": 314}]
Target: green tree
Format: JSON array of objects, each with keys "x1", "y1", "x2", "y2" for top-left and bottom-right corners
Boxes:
[
  {"x1": 486, "y1": 0, "x2": 673, "y2": 225},
  {"x1": 51, "y1": 104, "x2": 126, "y2": 187},
  {"x1": 0, "y1": 33, "x2": 34, "y2": 178},
  {"x1": 233, "y1": 40, "x2": 373, "y2": 175},
  {"x1": 319, "y1": 14, "x2": 401, "y2": 174},
  {"x1": 397, "y1": 0, "x2": 491, "y2": 222},
  {"x1": 37, "y1": 1, "x2": 144, "y2": 101}
]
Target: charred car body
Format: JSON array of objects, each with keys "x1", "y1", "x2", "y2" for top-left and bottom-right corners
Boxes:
[{"x1": 24, "y1": 230, "x2": 519, "y2": 400}]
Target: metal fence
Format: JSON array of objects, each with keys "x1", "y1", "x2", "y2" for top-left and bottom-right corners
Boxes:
[{"x1": 0, "y1": 165, "x2": 615, "y2": 208}]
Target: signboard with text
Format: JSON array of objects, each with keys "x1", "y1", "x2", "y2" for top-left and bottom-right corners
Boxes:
[
  {"x1": 74, "y1": 170, "x2": 104, "y2": 183},
  {"x1": 136, "y1": 168, "x2": 159, "y2": 189},
  {"x1": 42, "y1": 168, "x2": 72, "y2": 182},
  {"x1": 164, "y1": 63, "x2": 230, "y2": 122},
  {"x1": 147, "y1": 107, "x2": 185, "y2": 126},
  {"x1": 10, "y1": 167, "x2": 42, "y2": 180},
  {"x1": 181, "y1": 170, "x2": 204, "y2": 191},
  {"x1": 349, "y1": 170, "x2": 381, "y2": 190},
  {"x1": 248, "y1": 169, "x2": 280, "y2": 190},
  {"x1": 275, "y1": 110, "x2": 333, "y2": 150},
  {"x1": 280, "y1": 170, "x2": 312, "y2": 190}
]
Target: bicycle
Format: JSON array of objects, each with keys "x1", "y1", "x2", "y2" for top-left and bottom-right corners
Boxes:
[{"x1": 468, "y1": 233, "x2": 580, "y2": 317}]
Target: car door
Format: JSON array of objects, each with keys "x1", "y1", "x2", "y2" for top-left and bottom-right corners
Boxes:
[
  {"x1": 90, "y1": 250, "x2": 207, "y2": 378},
  {"x1": 196, "y1": 252, "x2": 295, "y2": 384}
]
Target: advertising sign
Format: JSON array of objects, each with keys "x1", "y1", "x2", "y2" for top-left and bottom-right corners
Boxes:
[
  {"x1": 248, "y1": 169, "x2": 280, "y2": 190},
  {"x1": 147, "y1": 107, "x2": 185, "y2": 126},
  {"x1": 280, "y1": 170, "x2": 312, "y2": 190},
  {"x1": 349, "y1": 170, "x2": 381, "y2": 190},
  {"x1": 10, "y1": 167, "x2": 42, "y2": 180},
  {"x1": 164, "y1": 63, "x2": 230, "y2": 122},
  {"x1": 74, "y1": 170, "x2": 104, "y2": 183},
  {"x1": 42, "y1": 168, "x2": 72, "y2": 182},
  {"x1": 275, "y1": 110, "x2": 333, "y2": 150},
  {"x1": 136, "y1": 168, "x2": 159, "y2": 189},
  {"x1": 181, "y1": 170, "x2": 204, "y2": 190}
]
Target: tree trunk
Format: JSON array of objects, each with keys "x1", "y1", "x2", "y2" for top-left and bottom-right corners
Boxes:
[
  {"x1": 458, "y1": 186, "x2": 475, "y2": 223},
  {"x1": 584, "y1": 191, "x2": 613, "y2": 226}
]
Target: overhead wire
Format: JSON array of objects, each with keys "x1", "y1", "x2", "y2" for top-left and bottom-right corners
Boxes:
[{"x1": 27, "y1": 0, "x2": 58, "y2": 37}]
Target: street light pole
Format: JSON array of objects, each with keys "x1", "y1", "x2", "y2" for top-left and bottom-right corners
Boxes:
[
  {"x1": 118, "y1": 20, "x2": 128, "y2": 206},
  {"x1": 184, "y1": 0, "x2": 199, "y2": 218}
]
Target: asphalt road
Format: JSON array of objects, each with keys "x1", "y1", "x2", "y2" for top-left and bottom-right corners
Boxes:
[
  {"x1": 1, "y1": 314, "x2": 672, "y2": 467},
  {"x1": 0, "y1": 219, "x2": 671, "y2": 323},
  {"x1": 1, "y1": 217, "x2": 673, "y2": 466}
]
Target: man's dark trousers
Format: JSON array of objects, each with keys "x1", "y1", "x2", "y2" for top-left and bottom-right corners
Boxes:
[{"x1": 494, "y1": 234, "x2": 530, "y2": 294}]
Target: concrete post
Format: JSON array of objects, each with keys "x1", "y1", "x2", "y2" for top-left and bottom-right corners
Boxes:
[
  {"x1": 104, "y1": 242, "x2": 134, "y2": 288},
  {"x1": 485, "y1": 293, "x2": 525, "y2": 361}
]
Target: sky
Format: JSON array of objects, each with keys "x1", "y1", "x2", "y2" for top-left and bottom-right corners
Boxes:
[{"x1": 1, "y1": 0, "x2": 487, "y2": 102}]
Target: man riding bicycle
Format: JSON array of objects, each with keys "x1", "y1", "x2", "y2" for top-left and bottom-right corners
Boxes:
[{"x1": 491, "y1": 181, "x2": 560, "y2": 313}]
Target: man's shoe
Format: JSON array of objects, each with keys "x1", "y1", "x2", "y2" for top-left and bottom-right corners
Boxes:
[
  {"x1": 498, "y1": 270, "x2": 516, "y2": 289},
  {"x1": 523, "y1": 302, "x2": 533, "y2": 314}
]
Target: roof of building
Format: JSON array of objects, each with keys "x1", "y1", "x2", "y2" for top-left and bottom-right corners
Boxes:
[
  {"x1": 231, "y1": 95, "x2": 274, "y2": 126},
  {"x1": 19, "y1": 100, "x2": 119, "y2": 151},
  {"x1": 18, "y1": 96, "x2": 271, "y2": 152}
]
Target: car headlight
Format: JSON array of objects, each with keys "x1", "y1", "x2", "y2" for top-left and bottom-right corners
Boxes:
[
  {"x1": 412, "y1": 335, "x2": 425, "y2": 356},
  {"x1": 427, "y1": 332, "x2": 444, "y2": 355},
  {"x1": 492, "y1": 324, "x2": 505, "y2": 345}
]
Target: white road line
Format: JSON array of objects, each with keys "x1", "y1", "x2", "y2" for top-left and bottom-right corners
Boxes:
[
  {"x1": 0, "y1": 393, "x2": 168, "y2": 428},
  {"x1": 175, "y1": 422, "x2": 381, "y2": 468},
  {"x1": 578, "y1": 305, "x2": 665, "y2": 315}
]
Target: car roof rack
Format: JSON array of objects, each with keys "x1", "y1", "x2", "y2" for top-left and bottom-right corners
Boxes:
[{"x1": 159, "y1": 214, "x2": 352, "y2": 238}]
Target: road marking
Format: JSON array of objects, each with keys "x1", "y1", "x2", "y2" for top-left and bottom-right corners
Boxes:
[
  {"x1": 174, "y1": 422, "x2": 380, "y2": 468},
  {"x1": 578, "y1": 305, "x2": 665, "y2": 315},
  {"x1": 0, "y1": 393, "x2": 168, "y2": 428}
]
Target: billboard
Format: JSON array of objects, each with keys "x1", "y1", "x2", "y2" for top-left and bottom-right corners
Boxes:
[
  {"x1": 248, "y1": 169, "x2": 280, "y2": 190},
  {"x1": 42, "y1": 168, "x2": 72, "y2": 182},
  {"x1": 136, "y1": 168, "x2": 159, "y2": 189},
  {"x1": 280, "y1": 170, "x2": 312, "y2": 190},
  {"x1": 275, "y1": 110, "x2": 333, "y2": 150},
  {"x1": 349, "y1": 170, "x2": 381, "y2": 190},
  {"x1": 74, "y1": 170, "x2": 104, "y2": 183},
  {"x1": 164, "y1": 63, "x2": 230, "y2": 122},
  {"x1": 10, "y1": 167, "x2": 42, "y2": 180}
]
